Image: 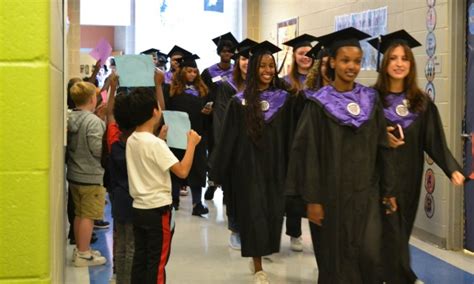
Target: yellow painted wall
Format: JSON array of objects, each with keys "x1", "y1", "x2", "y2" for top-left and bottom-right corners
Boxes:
[{"x1": 0, "y1": 0, "x2": 65, "y2": 282}]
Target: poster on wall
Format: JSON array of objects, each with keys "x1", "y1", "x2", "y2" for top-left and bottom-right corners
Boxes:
[
  {"x1": 334, "y1": 7, "x2": 387, "y2": 70},
  {"x1": 277, "y1": 17, "x2": 298, "y2": 77}
]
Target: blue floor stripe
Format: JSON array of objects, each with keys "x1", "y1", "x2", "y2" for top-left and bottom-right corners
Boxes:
[
  {"x1": 411, "y1": 245, "x2": 474, "y2": 284},
  {"x1": 89, "y1": 196, "x2": 114, "y2": 284}
]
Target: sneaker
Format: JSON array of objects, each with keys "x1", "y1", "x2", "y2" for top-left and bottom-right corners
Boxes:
[
  {"x1": 74, "y1": 251, "x2": 107, "y2": 267},
  {"x1": 290, "y1": 237, "x2": 303, "y2": 252},
  {"x1": 204, "y1": 186, "x2": 216, "y2": 200},
  {"x1": 94, "y1": 220, "x2": 110, "y2": 229},
  {"x1": 180, "y1": 186, "x2": 189, "y2": 196},
  {"x1": 254, "y1": 271, "x2": 270, "y2": 284},
  {"x1": 192, "y1": 202, "x2": 209, "y2": 216},
  {"x1": 229, "y1": 232, "x2": 241, "y2": 250},
  {"x1": 72, "y1": 247, "x2": 101, "y2": 262}
]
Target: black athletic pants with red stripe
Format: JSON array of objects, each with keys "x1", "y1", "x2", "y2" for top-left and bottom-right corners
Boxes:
[{"x1": 131, "y1": 205, "x2": 174, "y2": 284}]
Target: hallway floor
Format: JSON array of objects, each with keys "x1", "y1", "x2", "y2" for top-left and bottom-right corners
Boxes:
[{"x1": 65, "y1": 190, "x2": 474, "y2": 283}]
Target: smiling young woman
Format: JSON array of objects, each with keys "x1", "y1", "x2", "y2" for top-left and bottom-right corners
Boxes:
[
  {"x1": 286, "y1": 27, "x2": 395, "y2": 284},
  {"x1": 209, "y1": 41, "x2": 299, "y2": 284},
  {"x1": 370, "y1": 29, "x2": 465, "y2": 284}
]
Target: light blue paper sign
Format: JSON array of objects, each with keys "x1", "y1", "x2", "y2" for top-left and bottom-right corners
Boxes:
[
  {"x1": 115, "y1": 55, "x2": 155, "y2": 87},
  {"x1": 163, "y1": 111, "x2": 191, "y2": 150}
]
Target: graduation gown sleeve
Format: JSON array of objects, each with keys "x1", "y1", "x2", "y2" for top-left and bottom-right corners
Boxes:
[
  {"x1": 213, "y1": 82, "x2": 236, "y2": 142},
  {"x1": 375, "y1": 99, "x2": 396, "y2": 198},
  {"x1": 286, "y1": 101, "x2": 326, "y2": 204},
  {"x1": 423, "y1": 101, "x2": 463, "y2": 177},
  {"x1": 208, "y1": 98, "x2": 239, "y2": 185}
]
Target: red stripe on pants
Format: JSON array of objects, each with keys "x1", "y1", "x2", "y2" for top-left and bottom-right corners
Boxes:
[{"x1": 157, "y1": 211, "x2": 171, "y2": 284}]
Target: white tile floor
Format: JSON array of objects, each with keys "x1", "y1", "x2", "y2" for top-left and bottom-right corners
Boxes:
[
  {"x1": 65, "y1": 189, "x2": 474, "y2": 283},
  {"x1": 66, "y1": 189, "x2": 319, "y2": 283}
]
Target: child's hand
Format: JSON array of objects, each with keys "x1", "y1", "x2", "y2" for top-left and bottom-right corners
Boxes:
[
  {"x1": 109, "y1": 73, "x2": 119, "y2": 88},
  {"x1": 187, "y1": 130, "x2": 201, "y2": 146},
  {"x1": 95, "y1": 102, "x2": 107, "y2": 121},
  {"x1": 159, "y1": 125, "x2": 168, "y2": 140}
]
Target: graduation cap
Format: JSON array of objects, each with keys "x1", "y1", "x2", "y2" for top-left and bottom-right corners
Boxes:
[
  {"x1": 367, "y1": 29, "x2": 421, "y2": 54},
  {"x1": 140, "y1": 48, "x2": 160, "y2": 55},
  {"x1": 367, "y1": 29, "x2": 421, "y2": 71},
  {"x1": 212, "y1": 32, "x2": 239, "y2": 53},
  {"x1": 212, "y1": 32, "x2": 239, "y2": 47},
  {"x1": 247, "y1": 40, "x2": 281, "y2": 57},
  {"x1": 283, "y1": 33, "x2": 318, "y2": 50},
  {"x1": 305, "y1": 42, "x2": 325, "y2": 59},
  {"x1": 156, "y1": 50, "x2": 168, "y2": 64},
  {"x1": 317, "y1": 27, "x2": 371, "y2": 57},
  {"x1": 233, "y1": 38, "x2": 258, "y2": 59},
  {"x1": 167, "y1": 45, "x2": 192, "y2": 58},
  {"x1": 179, "y1": 54, "x2": 200, "y2": 68}
]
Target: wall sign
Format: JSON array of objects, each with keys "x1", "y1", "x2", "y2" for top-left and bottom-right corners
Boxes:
[
  {"x1": 425, "y1": 81, "x2": 436, "y2": 101},
  {"x1": 426, "y1": 7, "x2": 437, "y2": 31},
  {"x1": 426, "y1": 32, "x2": 436, "y2": 57},
  {"x1": 425, "y1": 168, "x2": 435, "y2": 194},
  {"x1": 424, "y1": 193, "x2": 435, "y2": 218},
  {"x1": 425, "y1": 57, "x2": 436, "y2": 81},
  {"x1": 425, "y1": 153, "x2": 434, "y2": 165}
]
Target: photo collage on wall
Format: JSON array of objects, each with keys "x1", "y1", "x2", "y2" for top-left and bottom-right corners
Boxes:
[{"x1": 334, "y1": 7, "x2": 387, "y2": 70}]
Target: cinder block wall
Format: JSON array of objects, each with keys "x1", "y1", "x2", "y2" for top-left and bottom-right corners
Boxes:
[
  {"x1": 256, "y1": 0, "x2": 464, "y2": 248},
  {"x1": 0, "y1": 0, "x2": 65, "y2": 282}
]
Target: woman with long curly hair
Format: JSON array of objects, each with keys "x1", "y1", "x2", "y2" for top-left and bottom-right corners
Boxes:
[
  {"x1": 167, "y1": 54, "x2": 211, "y2": 216},
  {"x1": 369, "y1": 30, "x2": 464, "y2": 284},
  {"x1": 210, "y1": 41, "x2": 297, "y2": 284}
]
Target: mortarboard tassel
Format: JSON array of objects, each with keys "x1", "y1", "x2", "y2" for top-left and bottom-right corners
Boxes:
[{"x1": 376, "y1": 35, "x2": 382, "y2": 72}]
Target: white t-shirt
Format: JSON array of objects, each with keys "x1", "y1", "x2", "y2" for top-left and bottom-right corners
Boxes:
[{"x1": 126, "y1": 131, "x2": 179, "y2": 209}]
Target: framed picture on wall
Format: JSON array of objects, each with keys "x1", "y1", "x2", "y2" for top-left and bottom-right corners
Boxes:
[{"x1": 277, "y1": 17, "x2": 298, "y2": 77}]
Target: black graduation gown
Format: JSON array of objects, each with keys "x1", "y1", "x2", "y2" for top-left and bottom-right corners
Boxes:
[
  {"x1": 209, "y1": 89, "x2": 295, "y2": 257},
  {"x1": 167, "y1": 90, "x2": 208, "y2": 187},
  {"x1": 286, "y1": 85, "x2": 394, "y2": 284},
  {"x1": 201, "y1": 64, "x2": 234, "y2": 154},
  {"x1": 381, "y1": 98, "x2": 462, "y2": 284},
  {"x1": 213, "y1": 81, "x2": 238, "y2": 143},
  {"x1": 212, "y1": 81, "x2": 238, "y2": 210}
]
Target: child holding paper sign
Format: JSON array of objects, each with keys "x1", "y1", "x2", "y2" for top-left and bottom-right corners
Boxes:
[
  {"x1": 125, "y1": 87, "x2": 201, "y2": 283},
  {"x1": 167, "y1": 54, "x2": 211, "y2": 216}
]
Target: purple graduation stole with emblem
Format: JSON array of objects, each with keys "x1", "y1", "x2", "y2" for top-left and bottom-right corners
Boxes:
[
  {"x1": 306, "y1": 83, "x2": 376, "y2": 128},
  {"x1": 383, "y1": 93, "x2": 419, "y2": 128},
  {"x1": 235, "y1": 88, "x2": 289, "y2": 122}
]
